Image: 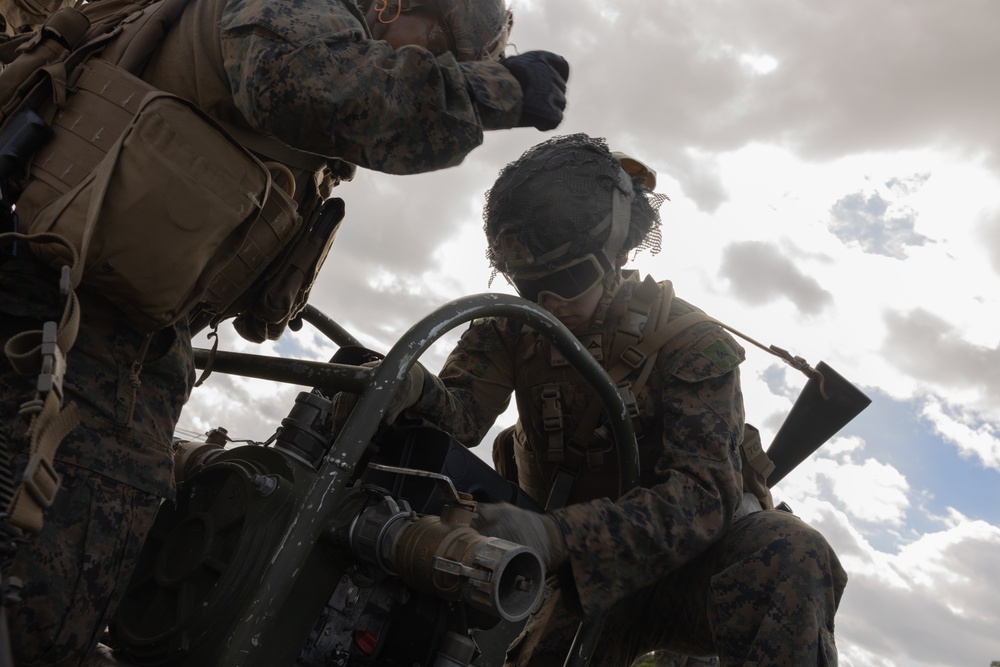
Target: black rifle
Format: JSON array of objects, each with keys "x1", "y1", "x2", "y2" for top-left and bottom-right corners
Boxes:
[
  {"x1": 0, "y1": 107, "x2": 52, "y2": 256},
  {"x1": 766, "y1": 360, "x2": 872, "y2": 487}
]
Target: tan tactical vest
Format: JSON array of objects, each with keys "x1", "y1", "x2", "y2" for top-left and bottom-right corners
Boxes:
[
  {"x1": 499, "y1": 273, "x2": 775, "y2": 511},
  {"x1": 506, "y1": 274, "x2": 665, "y2": 505}
]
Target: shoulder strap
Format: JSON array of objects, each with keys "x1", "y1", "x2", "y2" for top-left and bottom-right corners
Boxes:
[
  {"x1": 607, "y1": 280, "x2": 717, "y2": 386},
  {"x1": 607, "y1": 273, "x2": 661, "y2": 370},
  {"x1": 609, "y1": 280, "x2": 825, "y2": 392},
  {"x1": 96, "y1": 0, "x2": 194, "y2": 72},
  {"x1": 217, "y1": 120, "x2": 330, "y2": 173}
]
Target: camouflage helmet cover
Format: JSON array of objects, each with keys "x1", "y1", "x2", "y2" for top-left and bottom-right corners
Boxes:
[
  {"x1": 370, "y1": 0, "x2": 513, "y2": 61},
  {"x1": 484, "y1": 134, "x2": 665, "y2": 276}
]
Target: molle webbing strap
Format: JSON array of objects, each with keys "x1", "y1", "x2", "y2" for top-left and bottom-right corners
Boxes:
[
  {"x1": 0, "y1": 0, "x2": 189, "y2": 127},
  {"x1": 540, "y1": 384, "x2": 564, "y2": 462},
  {"x1": 98, "y1": 0, "x2": 194, "y2": 73},
  {"x1": 0, "y1": 8, "x2": 92, "y2": 121},
  {"x1": 558, "y1": 278, "x2": 665, "y2": 474},
  {"x1": 607, "y1": 275, "x2": 662, "y2": 377}
]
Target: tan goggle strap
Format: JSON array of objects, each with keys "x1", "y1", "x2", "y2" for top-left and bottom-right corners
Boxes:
[{"x1": 601, "y1": 166, "x2": 632, "y2": 264}]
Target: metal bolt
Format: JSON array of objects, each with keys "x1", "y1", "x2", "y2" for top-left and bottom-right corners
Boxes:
[{"x1": 251, "y1": 474, "x2": 278, "y2": 496}]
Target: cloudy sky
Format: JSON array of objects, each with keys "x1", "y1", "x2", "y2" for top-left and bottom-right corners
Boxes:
[{"x1": 175, "y1": 1, "x2": 1000, "y2": 665}]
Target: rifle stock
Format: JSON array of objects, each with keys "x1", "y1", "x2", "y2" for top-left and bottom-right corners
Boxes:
[{"x1": 766, "y1": 361, "x2": 871, "y2": 486}]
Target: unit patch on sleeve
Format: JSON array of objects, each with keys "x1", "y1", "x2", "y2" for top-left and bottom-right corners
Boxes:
[{"x1": 700, "y1": 338, "x2": 741, "y2": 373}]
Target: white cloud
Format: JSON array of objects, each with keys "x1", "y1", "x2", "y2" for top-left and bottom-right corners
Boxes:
[
  {"x1": 775, "y1": 437, "x2": 910, "y2": 528},
  {"x1": 739, "y1": 53, "x2": 778, "y2": 76},
  {"x1": 719, "y1": 240, "x2": 834, "y2": 314},
  {"x1": 922, "y1": 399, "x2": 1000, "y2": 471},
  {"x1": 981, "y1": 213, "x2": 1000, "y2": 275},
  {"x1": 829, "y1": 459, "x2": 910, "y2": 526},
  {"x1": 882, "y1": 309, "x2": 1000, "y2": 419},
  {"x1": 801, "y1": 501, "x2": 1000, "y2": 667},
  {"x1": 828, "y1": 188, "x2": 931, "y2": 260}
]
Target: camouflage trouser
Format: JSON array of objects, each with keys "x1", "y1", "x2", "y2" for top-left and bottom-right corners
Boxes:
[
  {"x1": 632, "y1": 651, "x2": 720, "y2": 667},
  {"x1": 504, "y1": 510, "x2": 846, "y2": 667},
  {"x1": 1, "y1": 256, "x2": 194, "y2": 667}
]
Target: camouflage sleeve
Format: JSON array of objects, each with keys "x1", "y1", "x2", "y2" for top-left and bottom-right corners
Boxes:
[
  {"x1": 2, "y1": 0, "x2": 74, "y2": 34},
  {"x1": 402, "y1": 317, "x2": 519, "y2": 447},
  {"x1": 218, "y1": 0, "x2": 522, "y2": 174},
  {"x1": 552, "y1": 322, "x2": 747, "y2": 617}
]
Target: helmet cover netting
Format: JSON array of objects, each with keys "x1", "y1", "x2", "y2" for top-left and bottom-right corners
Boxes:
[{"x1": 484, "y1": 134, "x2": 665, "y2": 277}]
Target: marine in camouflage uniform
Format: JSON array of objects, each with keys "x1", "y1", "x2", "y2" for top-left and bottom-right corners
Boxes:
[
  {"x1": 396, "y1": 134, "x2": 847, "y2": 666},
  {"x1": 0, "y1": 1, "x2": 569, "y2": 664}
]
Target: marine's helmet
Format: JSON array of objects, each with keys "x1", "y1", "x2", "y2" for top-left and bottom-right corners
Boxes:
[
  {"x1": 484, "y1": 134, "x2": 665, "y2": 306},
  {"x1": 369, "y1": 0, "x2": 513, "y2": 61}
]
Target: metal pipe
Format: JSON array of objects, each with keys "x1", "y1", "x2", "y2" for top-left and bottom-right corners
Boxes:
[
  {"x1": 298, "y1": 304, "x2": 363, "y2": 348},
  {"x1": 192, "y1": 348, "x2": 372, "y2": 393}
]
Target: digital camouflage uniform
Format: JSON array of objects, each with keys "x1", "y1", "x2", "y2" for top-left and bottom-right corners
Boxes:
[
  {"x1": 408, "y1": 272, "x2": 847, "y2": 667},
  {"x1": 1, "y1": 0, "x2": 538, "y2": 664},
  {"x1": 0, "y1": 260, "x2": 192, "y2": 666}
]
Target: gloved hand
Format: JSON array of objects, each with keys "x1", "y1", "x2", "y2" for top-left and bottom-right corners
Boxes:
[
  {"x1": 385, "y1": 361, "x2": 426, "y2": 423},
  {"x1": 500, "y1": 51, "x2": 570, "y2": 131},
  {"x1": 331, "y1": 361, "x2": 427, "y2": 427},
  {"x1": 472, "y1": 502, "x2": 568, "y2": 570}
]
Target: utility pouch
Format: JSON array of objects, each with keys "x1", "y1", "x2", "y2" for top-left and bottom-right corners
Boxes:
[
  {"x1": 228, "y1": 196, "x2": 344, "y2": 343},
  {"x1": 739, "y1": 423, "x2": 775, "y2": 510},
  {"x1": 491, "y1": 423, "x2": 518, "y2": 484},
  {"x1": 16, "y1": 57, "x2": 298, "y2": 330}
]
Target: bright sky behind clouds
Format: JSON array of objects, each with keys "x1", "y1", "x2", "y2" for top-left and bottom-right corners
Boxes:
[{"x1": 176, "y1": 1, "x2": 1000, "y2": 664}]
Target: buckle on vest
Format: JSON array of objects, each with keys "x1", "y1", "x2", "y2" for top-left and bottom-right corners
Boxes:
[
  {"x1": 23, "y1": 452, "x2": 61, "y2": 509},
  {"x1": 620, "y1": 309, "x2": 647, "y2": 337},
  {"x1": 566, "y1": 424, "x2": 616, "y2": 470},
  {"x1": 37, "y1": 320, "x2": 67, "y2": 401},
  {"x1": 541, "y1": 386, "x2": 565, "y2": 462},
  {"x1": 616, "y1": 382, "x2": 640, "y2": 419},
  {"x1": 619, "y1": 345, "x2": 647, "y2": 371},
  {"x1": 541, "y1": 387, "x2": 563, "y2": 431}
]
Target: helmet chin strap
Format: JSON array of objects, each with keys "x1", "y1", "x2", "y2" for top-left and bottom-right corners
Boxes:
[
  {"x1": 590, "y1": 167, "x2": 633, "y2": 327},
  {"x1": 591, "y1": 269, "x2": 623, "y2": 328}
]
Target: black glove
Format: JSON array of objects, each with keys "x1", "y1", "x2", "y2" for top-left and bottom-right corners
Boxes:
[
  {"x1": 472, "y1": 502, "x2": 568, "y2": 570},
  {"x1": 500, "y1": 51, "x2": 570, "y2": 131}
]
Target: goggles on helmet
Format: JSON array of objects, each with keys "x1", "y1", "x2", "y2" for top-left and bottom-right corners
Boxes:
[{"x1": 508, "y1": 253, "x2": 610, "y2": 304}]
